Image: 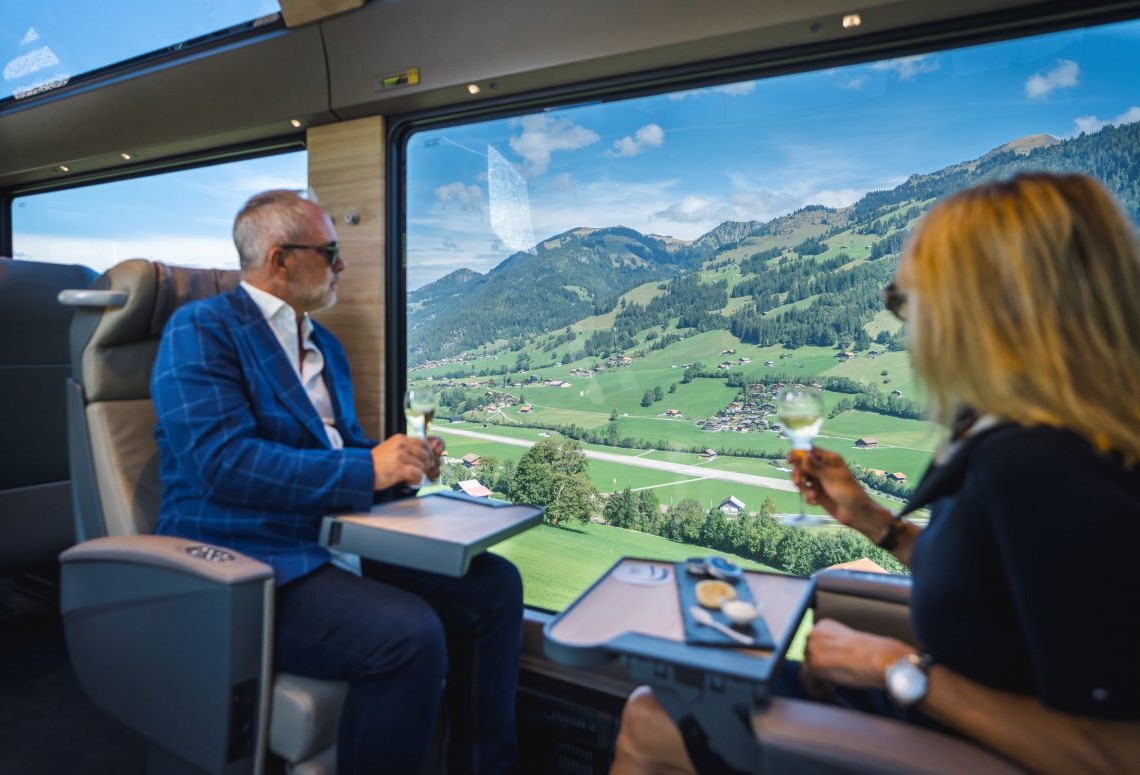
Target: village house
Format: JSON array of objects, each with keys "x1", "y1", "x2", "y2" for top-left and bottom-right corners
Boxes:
[
  {"x1": 719, "y1": 496, "x2": 745, "y2": 515},
  {"x1": 855, "y1": 437, "x2": 879, "y2": 448},
  {"x1": 888, "y1": 472, "x2": 908, "y2": 482},
  {"x1": 698, "y1": 448, "x2": 717, "y2": 459},
  {"x1": 461, "y1": 453, "x2": 482, "y2": 467}
]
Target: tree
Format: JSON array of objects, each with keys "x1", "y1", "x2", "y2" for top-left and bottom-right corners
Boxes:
[
  {"x1": 668, "y1": 383, "x2": 677, "y2": 393},
  {"x1": 640, "y1": 390, "x2": 654, "y2": 407},
  {"x1": 636, "y1": 490, "x2": 660, "y2": 533},
  {"x1": 511, "y1": 438, "x2": 597, "y2": 526},
  {"x1": 609, "y1": 408, "x2": 619, "y2": 422},
  {"x1": 604, "y1": 487, "x2": 638, "y2": 528},
  {"x1": 652, "y1": 385, "x2": 664, "y2": 402}
]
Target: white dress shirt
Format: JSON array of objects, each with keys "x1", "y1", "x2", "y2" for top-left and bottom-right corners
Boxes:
[{"x1": 240, "y1": 281, "x2": 361, "y2": 574}]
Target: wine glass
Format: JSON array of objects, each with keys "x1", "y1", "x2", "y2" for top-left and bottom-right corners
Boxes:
[
  {"x1": 404, "y1": 383, "x2": 438, "y2": 486},
  {"x1": 774, "y1": 386, "x2": 824, "y2": 520}
]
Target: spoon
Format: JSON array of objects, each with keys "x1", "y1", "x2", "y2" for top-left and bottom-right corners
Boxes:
[{"x1": 688, "y1": 606, "x2": 755, "y2": 646}]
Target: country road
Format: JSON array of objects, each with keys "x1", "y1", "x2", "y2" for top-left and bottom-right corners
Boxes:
[{"x1": 435, "y1": 426, "x2": 798, "y2": 492}]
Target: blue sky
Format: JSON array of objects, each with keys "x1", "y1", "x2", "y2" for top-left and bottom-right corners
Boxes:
[
  {"x1": 405, "y1": 18, "x2": 1140, "y2": 289},
  {"x1": 7, "y1": 13, "x2": 1139, "y2": 282}
]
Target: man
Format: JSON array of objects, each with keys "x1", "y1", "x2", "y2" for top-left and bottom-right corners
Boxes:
[{"x1": 151, "y1": 189, "x2": 522, "y2": 774}]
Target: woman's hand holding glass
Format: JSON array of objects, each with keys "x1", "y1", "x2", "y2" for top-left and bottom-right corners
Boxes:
[{"x1": 787, "y1": 447, "x2": 892, "y2": 536}]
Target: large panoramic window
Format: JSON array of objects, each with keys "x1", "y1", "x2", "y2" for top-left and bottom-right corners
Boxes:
[
  {"x1": 405, "y1": 19, "x2": 1140, "y2": 611},
  {"x1": 12, "y1": 151, "x2": 307, "y2": 273}
]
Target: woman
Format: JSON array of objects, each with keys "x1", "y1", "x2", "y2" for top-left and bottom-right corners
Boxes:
[{"x1": 611, "y1": 173, "x2": 1140, "y2": 774}]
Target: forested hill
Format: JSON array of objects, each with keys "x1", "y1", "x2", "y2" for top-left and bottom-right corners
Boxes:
[
  {"x1": 408, "y1": 122, "x2": 1140, "y2": 364},
  {"x1": 852, "y1": 121, "x2": 1140, "y2": 223},
  {"x1": 408, "y1": 226, "x2": 704, "y2": 360}
]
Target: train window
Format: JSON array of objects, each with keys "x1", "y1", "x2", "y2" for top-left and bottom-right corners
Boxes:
[
  {"x1": 405, "y1": 16, "x2": 1140, "y2": 612},
  {"x1": 0, "y1": 1, "x2": 278, "y2": 101},
  {"x1": 11, "y1": 150, "x2": 306, "y2": 273}
]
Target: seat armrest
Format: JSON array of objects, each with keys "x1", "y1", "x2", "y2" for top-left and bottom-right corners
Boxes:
[
  {"x1": 753, "y1": 697, "x2": 1024, "y2": 774},
  {"x1": 60, "y1": 533, "x2": 273, "y2": 584},
  {"x1": 812, "y1": 569, "x2": 917, "y2": 648},
  {"x1": 61, "y1": 534, "x2": 274, "y2": 774}
]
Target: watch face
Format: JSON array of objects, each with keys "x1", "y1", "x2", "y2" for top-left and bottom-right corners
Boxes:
[{"x1": 886, "y1": 656, "x2": 929, "y2": 707}]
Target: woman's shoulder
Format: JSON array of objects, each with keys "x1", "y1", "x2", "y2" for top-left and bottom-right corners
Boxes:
[{"x1": 970, "y1": 423, "x2": 1139, "y2": 491}]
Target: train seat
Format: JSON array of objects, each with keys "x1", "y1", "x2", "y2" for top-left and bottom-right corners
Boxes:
[
  {"x1": 0, "y1": 257, "x2": 97, "y2": 579},
  {"x1": 58, "y1": 258, "x2": 348, "y2": 775}
]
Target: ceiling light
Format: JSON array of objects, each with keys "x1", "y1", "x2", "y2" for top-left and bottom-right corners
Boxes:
[
  {"x1": 842, "y1": 13, "x2": 862, "y2": 28},
  {"x1": 290, "y1": 118, "x2": 303, "y2": 128},
  {"x1": 120, "y1": 152, "x2": 133, "y2": 160},
  {"x1": 467, "y1": 83, "x2": 481, "y2": 95},
  {"x1": 58, "y1": 164, "x2": 70, "y2": 172}
]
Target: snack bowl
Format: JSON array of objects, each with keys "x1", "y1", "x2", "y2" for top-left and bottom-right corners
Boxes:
[{"x1": 720, "y1": 599, "x2": 761, "y2": 626}]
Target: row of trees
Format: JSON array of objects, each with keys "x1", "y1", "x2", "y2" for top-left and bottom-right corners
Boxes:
[{"x1": 445, "y1": 438, "x2": 904, "y2": 576}]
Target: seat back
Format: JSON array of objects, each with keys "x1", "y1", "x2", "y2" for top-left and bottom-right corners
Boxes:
[
  {"x1": 0, "y1": 257, "x2": 96, "y2": 575},
  {"x1": 66, "y1": 258, "x2": 239, "y2": 541}
]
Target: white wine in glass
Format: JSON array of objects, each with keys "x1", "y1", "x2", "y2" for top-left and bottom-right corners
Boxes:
[
  {"x1": 775, "y1": 386, "x2": 824, "y2": 519},
  {"x1": 404, "y1": 384, "x2": 438, "y2": 486}
]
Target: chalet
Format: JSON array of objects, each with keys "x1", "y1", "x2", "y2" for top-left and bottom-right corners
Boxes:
[
  {"x1": 764, "y1": 360, "x2": 775, "y2": 366},
  {"x1": 888, "y1": 472, "x2": 908, "y2": 482},
  {"x1": 461, "y1": 453, "x2": 482, "y2": 467},
  {"x1": 867, "y1": 468, "x2": 887, "y2": 478},
  {"x1": 664, "y1": 408, "x2": 682, "y2": 416},
  {"x1": 834, "y1": 351, "x2": 856, "y2": 360},
  {"x1": 519, "y1": 405, "x2": 532, "y2": 413},
  {"x1": 890, "y1": 389, "x2": 903, "y2": 397},
  {"x1": 720, "y1": 349, "x2": 736, "y2": 355},
  {"x1": 455, "y1": 479, "x2": 492, "y2": 498},
  {"x1": 759, "y1": 403, "x2": 776, "y2": 414},
  {"x1": 719, "y1": 496, "x2": 746, "y2": 515},
  {"x1": 855, "y1": 437, "x2": 879, "y2": 448},
  {"x1": 698, "y1": 448, "x2": 717, "y2": 459}
]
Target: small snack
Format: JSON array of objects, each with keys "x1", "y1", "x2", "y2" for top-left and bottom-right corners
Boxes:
[
  {"x1": 695, "y1": 579, "x2": 736, "y2": 609},
  {"x1": 705, "y1": 556, "x2": 744, "y2": 581},
  {"x1": 685, "y1": 557, "x2": 709, "y2": 576},
  {"x1": 720, "y1": 599, "x2": 760, "y2": 626}
]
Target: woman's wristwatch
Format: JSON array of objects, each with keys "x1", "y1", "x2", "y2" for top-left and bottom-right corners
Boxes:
[{"x1": 885, "y1": 653, "x2": 933, "y2": 707}]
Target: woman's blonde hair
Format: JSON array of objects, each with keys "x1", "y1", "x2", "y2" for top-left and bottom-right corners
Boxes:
[{"x1": 903, "y1": 172, "x2": 1140, "y2": 462}]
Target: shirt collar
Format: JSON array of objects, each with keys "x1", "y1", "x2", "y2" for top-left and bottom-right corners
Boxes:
[{"x1": 240, "y1": 280, "x2": 310, "y2": 334}]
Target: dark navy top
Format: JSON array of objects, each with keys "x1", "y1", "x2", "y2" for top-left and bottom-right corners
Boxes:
[{"x1": 907, "y1": 424, "x2": 1140, "y2": 720}]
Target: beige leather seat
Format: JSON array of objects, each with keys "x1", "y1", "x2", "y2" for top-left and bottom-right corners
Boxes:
[{"x1": 59, "y1": 258, "x2": 347, "y2": 775}]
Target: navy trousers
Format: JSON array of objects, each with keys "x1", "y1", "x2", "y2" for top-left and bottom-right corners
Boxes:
[{"x1": 273, "y1": 552, "x2": 523, "y2": 775}]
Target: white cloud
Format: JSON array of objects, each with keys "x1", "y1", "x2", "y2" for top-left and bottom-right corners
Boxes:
[
  {"x1": 669, "y1": 81, "x2": 756, "y2": 100},
  {"x1": 1025, "y1": 59, "x2": 1079, "y2": 100},
  {"x1": 606, "y1": 123, "x2": 665, "y2": 158},
  {"x1": 714, "y1": 82, "x2": 755, "y2": 97},
  {"x1": 20, "y1": 28, "x2": 40, "y2": 46},
  {"x1": 653, "y1": 195, "x2": 720, "y2": 223},
  {"x1": 15, "y1": 234, "x2": 237, "y2": 274},
  {"x1": 1073, "y1": 106, "x2": 1140, "y2": 135},
  {"x1": 3, "y1": 46, "x2": 61, "y2": 81},
  {"x1": 840, "y1": 74, "x2": 868, "y2": 91},
  {"x1": 508, "y1": 115, "x2": 599, "y2": 175},
  {"x1": 871, "y1": 55, "x2": 938, "y2": 80},
  {"x1": 434, "y1": 181, "x2": 485, "y2": 213}
]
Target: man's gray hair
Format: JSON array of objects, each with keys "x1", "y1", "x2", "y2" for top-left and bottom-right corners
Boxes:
[{"x1": 233, "y1": 188, "x2": 322, "y2": 271}]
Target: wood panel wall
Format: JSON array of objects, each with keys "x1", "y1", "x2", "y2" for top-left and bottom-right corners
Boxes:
[{"x1": 308, "y1": 116, "x2": 387, "y2": 440}]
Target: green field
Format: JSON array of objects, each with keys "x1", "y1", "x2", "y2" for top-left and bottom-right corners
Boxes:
[{"x1": 489, "y1": 520, "x2": 779, "y2": 612}]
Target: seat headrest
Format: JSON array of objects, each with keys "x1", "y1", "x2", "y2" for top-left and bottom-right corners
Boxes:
[
  {"x1": 0, "y1": 258, "x2": 97, "y2": 364},
  {"x1": 73, "y1": 259, "x2": 240, "y2": 402}
]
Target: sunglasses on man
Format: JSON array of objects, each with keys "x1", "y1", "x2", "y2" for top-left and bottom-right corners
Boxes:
[{"x1": 280, "y1": 242, "x2": 340, "y2": 266}]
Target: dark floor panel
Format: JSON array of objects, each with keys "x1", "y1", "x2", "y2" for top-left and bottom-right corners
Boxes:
[{"x1": 0, "y1": 583, "x2": 146, "y2": 775}]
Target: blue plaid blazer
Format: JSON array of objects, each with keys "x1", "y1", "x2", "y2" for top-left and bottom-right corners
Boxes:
[{"x1": 152, "y1": 286, "x2": 378, "y2": 585}]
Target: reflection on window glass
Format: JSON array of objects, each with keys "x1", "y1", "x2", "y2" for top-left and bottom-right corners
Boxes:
[
  {"x1": 12, "y1": 151, "x2": 306, "y2": 273},
  {"x1": 405, "y1": 19, "x2": 1140, "y2": 611},
  {"x1": 0, "y1": 1, "x2": 279, "y2": 100}
]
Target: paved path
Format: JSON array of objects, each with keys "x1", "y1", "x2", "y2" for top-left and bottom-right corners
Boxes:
[{"x1": 435, "y1": 426, "x2": 797, "y2": 492}]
